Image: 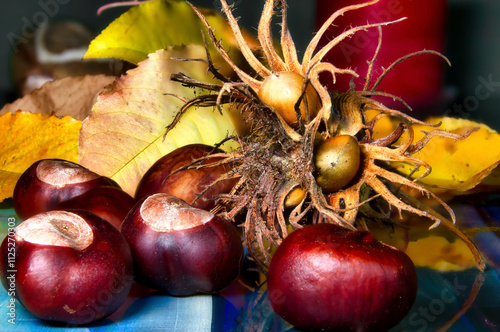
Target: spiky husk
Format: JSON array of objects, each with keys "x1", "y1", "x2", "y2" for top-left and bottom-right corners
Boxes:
[{"x1": 166, "y1": 0, "x2": 485, "y2": 272}]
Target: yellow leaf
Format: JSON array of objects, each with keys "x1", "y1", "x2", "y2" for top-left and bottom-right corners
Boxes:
[
  {"x1": 85, "y1": 0, "x2": 197, "y2": 64},
  {"x1": 84, "y1": 0, "x2": 252, "y2": 66},
  {"x1": 405, "y1": 236, "x2": 477, "y2": 271},
  {"x1": 368, "y1": 110, "x2": 500, "y2": 195},
  {"x1": 400, "y1": 118, "x2": 500, "y2": 194},
  {"x1": 0, "y1": 112, "x2": 81, "y2": 202},
  {"x1": 371, "y1": 223, "x2": 477, "y2": 271},
  {"x1": 79, "y1": 45, "x2": 240, "y2": 196}
]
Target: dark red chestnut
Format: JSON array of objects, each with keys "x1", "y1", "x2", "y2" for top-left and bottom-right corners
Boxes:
[
  {"x1": 120, "y1": 193, "x2": 244, "y2": 296},
  {"x1": 267, "y1": 223, "x2": 417, "y2": 332},
  {"x1": 13, "y1": 159, "x2": 120, "y2": 220},
  {"x1": 0, "y1": 210, "x2": 134, "y2": 325},
  {"x1": 135, "y1": 144, "x2": 237, "y2": 211},
  {"x1": 54, "y1": 186, "x2": 135, "y2": 229}
]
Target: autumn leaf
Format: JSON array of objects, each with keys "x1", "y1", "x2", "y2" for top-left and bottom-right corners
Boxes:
[
  {"x1": 0, "y1": 75, "x2": 115, "y2": 120},
  {"x1": 401, "y1": 118, "x2": 500, "y2": 194},
  {"x1": 84, "y1": 0, "x2": 259, "y2": 80},
  {"x1": 0, "y1": 112, "x2": 81, "y2": 202},
  {"x1": 85, "y1": 0, "x2": 199, "y2": 64},
  {"x1": 84, "y1": 0, "x2": 256, "y2": 65},
  {"x1": 372, "y1": 223, "x2": 478, "y2": 271},
  {"x1": 364, "y1": 112, "x2": 500, "y2": 271},
  {"x1": 369, "y1": 111, "x2": 500, "y2": 196},
  {"x1": 79, "y1": 45, "x2": 241, "y2": 196}
]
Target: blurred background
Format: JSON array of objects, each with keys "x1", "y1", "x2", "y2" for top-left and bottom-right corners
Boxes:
[{"x1": 1, "y1": 0, "x2": 499, "y2": 130}]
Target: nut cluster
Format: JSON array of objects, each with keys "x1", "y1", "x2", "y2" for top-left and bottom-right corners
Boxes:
[{"x1": 171, "y1": 0, "x2": 482, "y2": 272}]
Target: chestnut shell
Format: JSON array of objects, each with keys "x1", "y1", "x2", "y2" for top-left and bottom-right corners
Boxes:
[
  {"x1": 267, "y1": 223, "x2": 417, "y2": 332},
  {"x1": 121, "y1": 194, "x2": 244, "y2": 296},
  {"x1": 135, "y1": 144, "x2": 237, "y2": 211},
  {"x1": 13, "y1": 159, "x2": 119, "y2": 220},
  {"x1": 0, "y1": 210, "x2": 134, "y2": 325},
  {"x1": 54, "y1": 186, "x2": 136, "y2": 229}
]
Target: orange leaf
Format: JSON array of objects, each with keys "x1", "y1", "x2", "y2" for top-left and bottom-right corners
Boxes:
[{"x1": 0, "y1": 111, "x2": 81, "y2": 202}]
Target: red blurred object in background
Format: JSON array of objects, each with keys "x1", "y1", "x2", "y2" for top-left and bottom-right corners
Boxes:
[{"x1": 315, "y1": 0, "x2": 447, "y2": 116}]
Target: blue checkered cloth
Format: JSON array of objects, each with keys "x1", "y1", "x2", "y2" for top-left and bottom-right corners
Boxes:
[{"x1": 1, "y1": 203, "x2": 500, "y2": 331}]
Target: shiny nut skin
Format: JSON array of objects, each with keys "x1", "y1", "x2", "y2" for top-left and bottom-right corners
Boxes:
[
  {"x1": 267, "y1": 223, "x2": 417, "y2": 332},
  {"x1": 120, "y1": 193, "x2": 244, "y2": 296}
]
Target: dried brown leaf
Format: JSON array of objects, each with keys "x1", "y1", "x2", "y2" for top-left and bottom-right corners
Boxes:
[{"x1": 0, "y1": 75, "x2": 115, "y2": 120}]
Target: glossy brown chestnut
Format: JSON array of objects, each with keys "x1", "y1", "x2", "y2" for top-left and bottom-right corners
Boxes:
[
  {"x1": 0, "y1": 210, "x2": 134, "y2": 325},
  {"x1": 54, "y1": 186, "x2": 136, "y2": 229},
  {"x1": 120, "y1": 193, "x2": 244, "y2": 296},
  {"x1": 135, "y1": 144, "x2": 237, "y2": 211},
  {"x1": 13, "y1": 159, "x2": 120, "y2": 220},
  {"x1": 267, "y1": 223, "x2": 417, "y2": 332}
]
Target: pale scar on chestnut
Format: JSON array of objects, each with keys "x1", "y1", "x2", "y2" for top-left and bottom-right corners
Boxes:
[
  {"x1": 15, "y1": 211, "x2": 94, "y2": 250},
  {"x1": 140, "y1": 193, "x2": 214, "y2": 232},
  {"x1": 36, "y1": 159, "x2": 100, "y2": 187}
]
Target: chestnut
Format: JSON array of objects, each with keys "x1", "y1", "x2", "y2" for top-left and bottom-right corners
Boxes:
[
  {"x1": 135, "y1": 144, "x2": 237, "y2": 211},
  {"x1": 13, "y1": 159, "x2": 120, "y2": 220},
  {"x1": 267, "y1": 223, "x2": 417, "y2": 332},
  {"x1": 54, "y1": 186, "x2": 136, "y2": 229},
  {"x1": 11, "y1": 20, "x2": 124, "y2": 96},
  {"x1": 120, "y1": 193, "x2": 244, "y2": 296},
  {"x1": 0, "y1": 210, "x2": 134, "y2": 325}
]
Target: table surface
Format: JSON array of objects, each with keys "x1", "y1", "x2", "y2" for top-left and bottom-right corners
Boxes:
[{"x1": 0, "y1": 201, "x2": 499, "y2": 332}]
